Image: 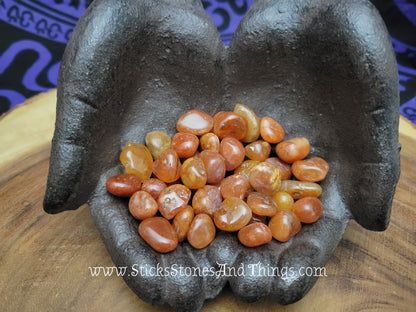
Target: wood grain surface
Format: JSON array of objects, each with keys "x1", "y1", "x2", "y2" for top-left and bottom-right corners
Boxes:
[{"x1": 0, "y1": 90, "x2": 415, "y2": 311}]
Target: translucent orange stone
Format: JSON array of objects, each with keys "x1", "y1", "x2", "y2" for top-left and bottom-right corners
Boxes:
[
  {"x1": 214, "y1": 197, "x2": 252, "y2": 232},
  {"x1": 152, "y1": 148, "x2": 181, "y2": 183},
  {"x1": 199, "y1": 150, "x2": 226, "y2": 185},
  {"x1": 249, "y1": 162, "x2": 281, "y2": 196},
  {"x1": 233, "y1": 103, "x2": 260, "y2": 143},
  {"x1": 238, "y1": 223, "x2": 272, "y2": 247},
  {"x1": 272, "y1": 191, "x2": 294, "y2": 211},
  {"x1": 213, "y1": 111, "x2": 248, "y2": 140},
  {"x1": 106, "y1": 174, "x2": 141, "y2": 197},
  {"x1": 172, "y1": 205, "x2": 194, "y2": 242},
  {"x1": 120, "y1": 143, "x2": 153, "y2": 181},
  {"x1": 200, "y1": 133, "x2": 220, "y2": 152},
  {"x1": 139, "y1": 217, "x2": 178, "y2": 253},
  {"x1": 157, "y1": 184, "x2": 191, "y2": 219},
  {"x1": 141, "y1": 178, "x2": 167, "y2": 200},
  {"x1": 291, "y1": 157, "x2": 329, "y2": 182},
  {"x1": 268, "y1": 210, "x2": 301, "y2": 242},
  {"x1": 220, "y1": 174, "x2": 249, "y2": 199},
  {"x1": 192, "y1": 185, "x2": 222, "y2": 217},
  {"x1": 219, "y1": 137, "x2": 245, "y2": 171},
  {"x1": 234, "y1": 160, "x2": 260, "y2": 180},
  {"x1": 275, "y1": 137, "x2": 310, "y2": 164},
  {"x1": 246, "y1": 192, "x2": 278, "y2": 217},
  {"x1": 129, "y1": 191, "x2": 158, "y2": 220},
  {"x1": 245, "y1": 140, "x2": 271, "y2": 162},
  {"x1": 145, "y1": 131, "x2": 171, "y2": 160},
  {"x1": 176, "y1": 110, "x2": 214, "y2": 135},
  {"x1": 181, "y1": 157, "x2": 207, "y2": 189},
  {"x1": 279, "y1": 180, "x2": 322, "y2": 200},
  {"x1": 292, "y1": 197, "x2": 323, "y2": 223},
  {"x1": 171, "y1": 133, "x2": 199, "y2": 158},
  {"x1": 187, "y1": 214, "x2": 216, "y2": 249},
  {"x1": 260, "y1": 116, "x2": 285, "y2": 143},
  {"x1": 265, "y1": 157, "x2": 292, "y2": 180}
]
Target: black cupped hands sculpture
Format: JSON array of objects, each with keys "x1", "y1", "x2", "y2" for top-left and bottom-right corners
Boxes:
[{"x1": 43, "y1": 0, "x2": 400, "y2": 311}]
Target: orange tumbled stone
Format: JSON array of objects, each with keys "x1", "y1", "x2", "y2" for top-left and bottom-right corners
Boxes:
[
  {"x1": 292, "y1": 197, "x2": 323, "y2": 223},
  {"x1": 246, "y1": 192, "x2": 278, "y2": 217},
  {"x1": 213, "y1": 111, "x2": 248, "y2": 140},
  {"x1": 199, "y1": 150, "x2": 226, "y2": 185},
  {"x1": 171, "y1": 133, "x2": 199, "y2": 158},
  {"x1": 234, "y1": 160, "x2": 260, "y2": 180},
  {"x1": 220, "y1": 174, "x2": 249, "y2": 199},
  {"x1": 172, "y1": 205, "x2": 194, "y2": 242},
  {"x1": 268, "y1": 210, "x2": 301, "y2": 242},
  {"x1": 176, "y1": 110, "x2": 214, "y2": 135},
  {"x1": 249, "y1": 162, "x2": 281, "y2": 196},
  {"x1": 187, "y1": 214, "x2": 216, "y2": 249},
  {"x1": 233, "y1": 103, "x2": 260, "y2": 143},
  {"x1": 200, "y1": 133, "x2": 220, "y2": 152},
  {"x1": 272, "y1": 191, "x2": 294, "y2": 211},
  {"x1": 219, "y1": 137, "x2": 245, "y2": 171},
  {"x1": 141, "y1": 178, "x2": 167, "y2": 200},
  {"x1": 153, "y1": 148, "x2": 181, "y2": 183},
  {"x1": 265, "y1": 157, "x2": 292, "y2": 180},
  {"x1": 106, "y1": 174, "x2": 141, "y2": 197},
  {"x1": 145, "y1": 131, "x2": 171, "y2": 160},
  {"x1": 157, "y1": 184, "x2": 191, "y2": 219},
  {"x1": 291, "y1": 157, "x2": 329, "y2": 182},
  {"x1": 280, "y1": 180, "x2": 322, "y2": 199},
  {"x1": 129, "y1": 191, "x2": 158, "y2": 220},
  {"x1": 181, "y1": 157, "x2": 207, "y2": 189},
  {"x1": 276, "y1": 137, "x2": 310, "y2": 164},
  {"x1": 260, "y1": 116, "x2": 285, "y2": 143},
  {"x1": 214, "y1": 197, "x2": 252, "y2": 232},
  {"x1": 245, "y1": 140, "x2": 271, "y2": 162},
  {"x1": 138, "y1": 217, "x2": 178, "y2": 253},
  {"x1": 120, "y1": 143, "x2": 153, "y2": 181},
  {"x1": 192, "y1": 185, "x2": 222, "y2": 217},
  {"x1": 238, "y1": 223, "x2": 272, "y2": 247}
]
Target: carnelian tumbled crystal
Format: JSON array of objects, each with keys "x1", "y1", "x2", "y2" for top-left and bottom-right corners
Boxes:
[
  {"x1": 246, "y1": 192, "x2": 278, "y2": 217},
  {"x1": 245, "y1": 140, "x2": 271, "y2": 162},
  {"x1": 234, "y1": 160, "x2": 260, "y2": 180},
  {"x1": 129, "y1": 190, "x2": 158, "y2": 220},
  {"x1": 249, "y1": 162, "x2": 281, "y2": 196},
  {"x1": 214, "y1": 197, "x2": 252, "y2": 232},
  {"x1": 276, "y1": 137, "x2": 310, "y2": 164},
  {"x1": 272, "y1": 191, "x2": 294, "y2": 211},
  {"x1": 213, "y1": 111, "x2": 248, "y2": 140},
  {"x1": 145, "y1": 131, "x2": 171, "y2": 160},
  {"x1": 106, "y1": 173, "x2": 141, "y2": 197},
  {"x1": 187, "y1": 214, "x2": 216, "y2": 249},
  {"x1": 268, "y1": 210, "x2": 301, "y2": 242},
  {"x1": 139, "y1": 217, "x2": 178, "y2": 253},
  {"x1": 158, "y1": 184, "x2": 191, "y2": 219},
  {"x1": 291, "y1": 157, "x2": 329, "y2": 182},
  {"x1": 260, "y1": 116, "x2": 285, "y2": 144},
  {"x1": 200, "y1": 133, "x2": 220, "y2": 152},
  {"x1": 292, "y1": 197, "x2": 323, "y2": 223},
  {"x1": 120, "y1": 143, "x2": 153, "y2": 181},
  {"x1": 192, "y1": 185, "x2": 222, "y2": 217},
  {"x1": 176, "y1": 109, "x2": 214, "y2": 135},
  {"x1": 152, "y1": 148, "x2": 181, "y2": 183},
  {"x1": 238, "y1": 223, "x2": 272, "y2": 247},
  {"x1": 199, "y1": 150, "x2": 226, "y2": 185},
  {"x1": 219, "y1": 137, "x2": 245, "y2": 171},
  {"x1": 265, "y1": 157, "x2": 292, "y2": 180},
  {"x1": 279, "y1": 180, "x2": 322, "y2": 200},
  {"x1": 141, "y1": 178, "x2": 167, "y2": 200},
  {"x1": 172, "y1": 205, "x2": 194, "y2": 242},
  {"x1": 171, "y1": 133, "x2": 199, "y2": 158},
  {"x1": 181, "y1": 157, "x2": 207, "y2": 189},
  {"x1": 233, "y1": 103, "x2": 260, "y2": 143},
  {"x1": 220, "y1": 174, "x2": 249, "y2": 199}
]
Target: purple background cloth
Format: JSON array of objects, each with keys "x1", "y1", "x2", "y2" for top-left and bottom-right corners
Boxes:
[{"x1": 0, "y1": 0, "x2": 415, "y2": 124}]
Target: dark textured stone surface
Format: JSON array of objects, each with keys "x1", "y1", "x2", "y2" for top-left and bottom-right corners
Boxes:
[{"x1": 43, "y1": 0, "x2": 400, "y2": 310}]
